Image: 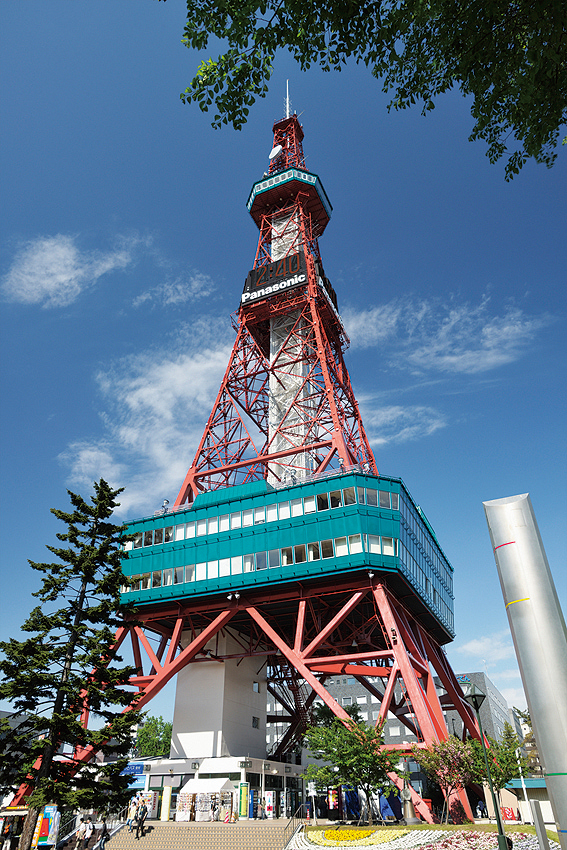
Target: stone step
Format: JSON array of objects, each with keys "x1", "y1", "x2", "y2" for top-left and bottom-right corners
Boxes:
[{"x1": 107, "y1": 821, "x2": 291, "y2": 850}]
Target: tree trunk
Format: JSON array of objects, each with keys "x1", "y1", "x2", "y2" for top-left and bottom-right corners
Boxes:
[{"x1": 20, "y1": 806, "x2": 41, "y2": 850}]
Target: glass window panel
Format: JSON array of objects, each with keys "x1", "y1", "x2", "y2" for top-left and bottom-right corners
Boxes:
[
  {"x1": 144, "y1": 531, "x2": 153, "y2": 547},
  {"x1": 368, "y1": 534, "x2": 381, "y2": 554},
  {"x1": 383, "y1": 537, "x2": 395, "y2": 556},
  {"x1": 366, "y1": 489, "x2": 378, "y2": 507},
  {"x1": 164, "y1": 526, "x2": 173, "y2": 543},
  {"x1": 281, "y1": 547, "x2": 293, "y2": 566},
  {"x1": 335, "y1": 536, "x2": 348, "y2": 557},
  {"x1": 321, "y1": 539, "x2": 334, "y2": 558},
  {"x1": 343, "y1": 487, "x2": 356, "y2": 506},
  {"x1": 342, "y1": 696, "x2": 352, "y2": 706},
  {"x1": 329, "y1": 490, "x2": 342, "y2": 508},
  {"x1": 266, "y1": 503, "x2": 278, "y2": 522},
  {"x1": 173, "y1": 566, "x2": 184, "y2": 584},
  {"x1": 124, "y1": 540, "x2": 133, "y2": 551},
  {"x1": 208, "y1": 560, "x2": 219, "y2": 579},
  {"x1": 291, "y1": 498, "x2": 303, "y2": 517},
  {"x1": 154, "y1": 528, "x2": 164, "y2": 545},
  {"x1": 152, "y1": 571, "x2": 162, "y2": 588},
  {"x1": 230, "y1": 512, "x2": 241, "y2": 529},
  {"x1": 255, "y1": 551, "x2": 267, "y2": 570},
  {"x1": 185, "y1": 521, "x2": 196, "y2": 538},
  {"x1": 185, "y1": 565, "x2": 195, "y2": 582},
  {"x1": 231, "y1": 555, "x2": 243, "y2": 574},
  {"x1": 130, "y1": 575, "x2": 141, "y2": 591},
  {"x1": 243, "y1": 554, "x2": 254, "y2": 572},
  {"x1": 196, "y1": 518, "x2": 207, "y2": 536},
  {"x1": 268, "y1": 549, "x2": 280, "y2": 568},
  {"x1": 219, "y1": 514, "x2": 229, "y2": 532},
  {"x1": 196, "y1": 562, "x2": 207, "y2": 581},
  {"x1": 219, "y1": 558, "x2": 231, "y2": 577},
  {"x1": 391, "y1": 493, "x2": 399, "y2": 510},
  {"x1": 278, "y1": 501, "x2": 290, "y2": 520},
  {"x1": 308, "y1": 542, "x2": 320, "y2": 561},
  {"x1": 208, "y1": 515, "x2": 219, "y2": 534},
  {"x1": 294, "y1": 544, "x2": 307, "y2": 563},
  {"x1": 133, "y1": 533, "x2": 143, "y2": 549},
  {"x1": 303, "y1": 495, "x2": 316, "y2": 514},
  {"x1": 141, "y1": 573, "x2": 151, "y2": 589},
  {"x1": 163, "y1": 569, "x2": 173, "y2": 586},
  {"x1": 357, "y1": 487, "x2": 366, "y2": 505},
  {"x1": 316, "y1": 492, "x2": 329, "y2": 511},
  {"x1": 242, "y1": 509, "x2": 254, "y2": 527},
  {"x1": 254, "y1": 506, "x2": 265, "y2": 524},
  {"x1": 348, "y1": 534, "x2": 363, "y2": 554},
  {"x1": 379, "y1": 490, "x2": 391, "y2": 508}
]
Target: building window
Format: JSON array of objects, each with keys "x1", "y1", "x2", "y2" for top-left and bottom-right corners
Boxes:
[
  {"x1": 253, "y1": 682, "x2": 260, "y2": 693},
  {"x1": 342, "y1": 697, "x2": 352, "y2": 706},
  {"x1": 252, "y1": 716, "x2": 260, "y2": 728}
]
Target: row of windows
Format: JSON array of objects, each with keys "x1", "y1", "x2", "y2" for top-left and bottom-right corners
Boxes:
[
  {"x1": 122, "y1": 533, "x2": 398, "y2": 592},
  {"x1": 399, "y1": 492, "x2": 452, "y2": 591},
  {"x1": 399, "y1": 540, "x2": 453, "y2": 632},
  {"x1": 127, "y1": 485, "x2": 399, "y2": 549}
]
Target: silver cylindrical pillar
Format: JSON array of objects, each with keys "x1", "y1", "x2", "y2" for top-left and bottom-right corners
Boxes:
[{"x1": 483, "y1": 493, "x2": 567, "y2": 849}]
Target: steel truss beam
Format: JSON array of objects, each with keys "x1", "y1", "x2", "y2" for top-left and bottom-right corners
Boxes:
[{"x1": 34, "y1": 578, "x2": 475, "y2": 821}]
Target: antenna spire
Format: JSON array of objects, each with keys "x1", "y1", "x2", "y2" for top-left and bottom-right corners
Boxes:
[{"x1": 285, "y1": 80, "x2": 291, "y2": 119}]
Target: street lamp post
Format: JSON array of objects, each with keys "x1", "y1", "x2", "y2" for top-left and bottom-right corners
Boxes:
[{"x1": 463, "y1": 684, "x2": 508, "y2": 850}]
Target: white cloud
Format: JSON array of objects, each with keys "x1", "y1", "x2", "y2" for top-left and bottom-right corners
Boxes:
[
  {"x1": 2, "y1": 233, "x2": 146, "y2": 308},
  {"x1": 359, "y1": 402, "x2": 447, "y2": 446},
  {"x1": 454, "y1": 630, "x2": 516, "y2": 665},
  {"x1": 343, "y1": 296, "x2": 550, "y2": 374},
  {"x1": 59, "y1": 317, "x2": 233, "y2": 516},
  {"x1": 132, "y1": 272, "x2": 215, "y2": 308}
]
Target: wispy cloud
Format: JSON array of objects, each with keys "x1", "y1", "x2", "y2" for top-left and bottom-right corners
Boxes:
[
  {"x1": 59, "y1": 317, "x2": 233, "y2": 516},
  {"x1": 358, "y1": 401, "x2": 447, "y2": 446},
  {"x1": 343, "y1": 296, "x2": 550, "y2": 374},
  {"x1": 2, "y1": 233, "x2": 148, "y2": 308},
  {"x1": 454, "y1": 629, "x2": 516, "y2": 665},
  {"x1": 132, "y1": 272, "x2": 215, "y2": 308}
]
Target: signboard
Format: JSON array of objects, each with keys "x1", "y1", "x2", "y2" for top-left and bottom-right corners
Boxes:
[
  {"x1": 265, "y1": 791, "x2": 274, "y2": 819},
  {"x1": 242, "y1": 253, "x2": 307, "y2": 305},
  {"x1": 32, "y1": 806, "x2": 59, "y2": 847},
  {"x1": 239, "y1": 782, "x2": 250, "y2": 819}
]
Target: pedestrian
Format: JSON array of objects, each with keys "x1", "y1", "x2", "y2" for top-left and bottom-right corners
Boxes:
[
  {"x1": 83, "y1": 818, "x2": 93, "y2": 850},
  {"x1": 98, "y1": 819, "x2": 109, "y2": 850},
  {"x1": 74, "y1": 819, "x2": 86, "y2": 850},
  {"x1": 135, "y1": 803, "x2": 147, "y2": 839},
  {"x1": 127, "y1": 801, "x2": 138, "y2": 833}
]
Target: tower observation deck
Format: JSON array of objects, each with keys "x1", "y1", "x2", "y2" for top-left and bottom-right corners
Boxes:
[{"x1": 11, "y1": 110, "x2": 482, "y2": 821}]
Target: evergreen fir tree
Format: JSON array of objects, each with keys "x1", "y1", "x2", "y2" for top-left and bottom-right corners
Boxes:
[
  {"x1": 471, "y1": 721, "x2": 528, "y2": 806},
  {"x1": 0, "y1": 480, "x2": 142, "y2": 850}
]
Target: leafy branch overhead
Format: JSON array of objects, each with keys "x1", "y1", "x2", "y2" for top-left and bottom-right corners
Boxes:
[{"x1": 160, "y1": 0, "x2": 567, "y2": 179}]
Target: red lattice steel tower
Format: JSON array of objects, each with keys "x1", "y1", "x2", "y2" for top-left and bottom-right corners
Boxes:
[
  {"x1": 12, "y1": 112, "x2": 483, "y2": 824},
  {"x1": 175, "y1": 112, "x2": 376, "y2": 506}
]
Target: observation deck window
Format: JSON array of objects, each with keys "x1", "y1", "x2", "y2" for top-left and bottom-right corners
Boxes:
[
  {"x1": 307, "y1": 541, "x2": 320, "y2": 561},
  {"x1": 316, "y1": 493, "x2": 329, "y2": 511},
  {"x1": 294, "y1": 544, "x2": 307, "y2": 563},
  {"x1": 329, "y1": 490, "x2": 342, "y2": 508},
  {"x1": 343, "y1": 487, "x2": 356, "y2": 505},
  {"x1": 230, "y1": 511, "x2": 241, "y2": 529}
]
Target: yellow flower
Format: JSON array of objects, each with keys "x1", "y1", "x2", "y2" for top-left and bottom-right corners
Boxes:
[{"x1": 306, "y1": 827, "x2": 409, "y2": 846}]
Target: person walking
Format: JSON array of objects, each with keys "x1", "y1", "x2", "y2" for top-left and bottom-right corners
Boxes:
[
  {"x1": 98, "y1": 819, "x2": 109, "y2": 850},
  {"x1": 83, "y1": 818, "x2": 93, "y2": 850},
  {"x1": 74, "y1": 819, "x2": 86, "y2": 850},
  {"x1": 135, "y1": 803, "x2": 147, "y2": 839},
  {"x1": 127, "y1": 801, "x2": 138, "y2": 833}
]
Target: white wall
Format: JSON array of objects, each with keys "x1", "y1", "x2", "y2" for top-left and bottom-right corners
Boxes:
[{"x1": 170, "y1": 631, "x2": 267, "y2": 759}]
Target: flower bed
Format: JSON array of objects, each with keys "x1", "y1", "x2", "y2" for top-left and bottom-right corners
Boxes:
[{"x1": 297, "y1": 828, "x2": 561, "y2": 850}]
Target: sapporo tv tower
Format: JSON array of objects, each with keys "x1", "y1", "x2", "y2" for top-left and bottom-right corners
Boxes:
[{"x1": 42, "y1": 102, "x2": 484, "y2": 820}]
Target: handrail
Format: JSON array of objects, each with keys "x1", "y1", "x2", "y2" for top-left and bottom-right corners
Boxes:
[{"x1": 283, "y1": 803, "x2": 308, "y2": 849}]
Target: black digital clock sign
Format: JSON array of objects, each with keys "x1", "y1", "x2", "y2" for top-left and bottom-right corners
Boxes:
[{"x1": 241, "y1": 252, "x2": 307, "y2": 305}]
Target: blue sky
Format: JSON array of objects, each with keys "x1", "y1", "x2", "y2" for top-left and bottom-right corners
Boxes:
[{"x1": 1, "y1": 1, "x2": 565, "y2": 721}]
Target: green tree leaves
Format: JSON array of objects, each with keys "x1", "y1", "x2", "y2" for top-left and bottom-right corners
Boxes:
[
  {"x1": 135, "y1": 715, "x2": 173, "y2": 758},
  {"x1": 0, "y1": 481, "x2": 142, "y2": 850},
  {"x1": 304, "y1": 717, "x2": 398, "y2": 826},
  {"x1": 165, "y1": 0, "x2": 567, "y2": 177}
]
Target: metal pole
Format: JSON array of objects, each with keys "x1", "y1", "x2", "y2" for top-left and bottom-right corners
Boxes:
[
  {"x1": 516, "y1": 748, "x2": 531, "y2": 825},
  {"x1": 483, "y1": 493, "x2": 567, "y2": 850}
]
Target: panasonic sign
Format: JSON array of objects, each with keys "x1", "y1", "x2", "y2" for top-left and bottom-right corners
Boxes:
[{"x1": 242, "y1": 252, "x2": 307, "y2": 305}]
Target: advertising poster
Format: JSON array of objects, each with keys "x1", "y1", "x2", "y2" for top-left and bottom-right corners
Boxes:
[
  {"x1": 239, "y1": 783, "x2": 249, "y2": 819},
  {"x1": 265, "y1": 791, "x2": 274, "y2": 819},
  {"x1": 32, "y1": 806, "x2": 59, "y2": 847}
]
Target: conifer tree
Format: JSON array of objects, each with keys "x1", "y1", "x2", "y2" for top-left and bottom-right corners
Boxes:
[{"x1": 0, "y1": 480, "x2": 142, "y2": 850}]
